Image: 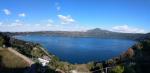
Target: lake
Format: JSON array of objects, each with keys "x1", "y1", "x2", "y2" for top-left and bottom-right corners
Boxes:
[{"x1": 15, "y1": 35, "x2": 136, "y2": 64}]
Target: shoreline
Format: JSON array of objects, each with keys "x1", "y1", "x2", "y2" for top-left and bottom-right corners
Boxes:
[{"x1": 0, "y1": 32, "x2": 146, "y2": 73}]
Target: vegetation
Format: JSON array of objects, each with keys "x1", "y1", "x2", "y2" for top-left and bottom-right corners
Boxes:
[
  {"x1": 110, "y1": 36, "x2": 150, "y2": 73},
  {"x1": 0, "y1": 32, "x2": 150, "y2": 73},
  {"x1": 132, "y1": 39, "x2": 150, "y2": 73},
  {"x1": 0, "y1": 33, "x2": 58, "y2": 73},
  {"x1": 0, "y1": 36, "x2": 4, "y2": 46},
  {"x1": 88, "y1": 33, "x2": 150, "y2": 73},
  {"x1": 0, "y1": 48, "x2": 38, "y2": 73},
  {"x1": 0, "y1": 48, "x2": 31, "y2": 68},
  {"x1": 11, "y1": 28, "x2": 144, "y2": 40},
  {"x1": 110, "y1": 65, "x2": 124, "y2": 73}
]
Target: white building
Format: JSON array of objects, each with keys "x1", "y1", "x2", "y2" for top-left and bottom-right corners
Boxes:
[{"x1": 38, "y1": 56, "x2": 51, "y2": 66}]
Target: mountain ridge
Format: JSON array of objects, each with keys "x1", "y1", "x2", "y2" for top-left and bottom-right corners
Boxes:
[{"x1": 7, "y1": 28, "x2": 144, "y2": 40}]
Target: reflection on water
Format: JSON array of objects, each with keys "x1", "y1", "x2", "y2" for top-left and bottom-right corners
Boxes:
[{"x1": 15, "y1": 35, "x2": 136, "y2": 64}]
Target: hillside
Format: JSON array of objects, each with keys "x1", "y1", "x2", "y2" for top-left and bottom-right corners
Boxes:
[
  {"x1": 0, "y1": 32, "x2": 57, "y2": 73},
  {"x1": 9, "y1": 28, "x2": 144, "y2": 40},
  {"x1": 105, "y1": 33, "x2": 150, "y2": 73},
  {"x1": 0, "y1": 32, "x2": 150, "y2": 73},
  {"x1": 0, "y1": 47, "x2": 33, "y2": 68},
  {"x1": 0, "y1": 47, "x2": 33, "y2": 73},
  {"x1": 126, "y1": 36, "x2": 150, "y2": 73}
]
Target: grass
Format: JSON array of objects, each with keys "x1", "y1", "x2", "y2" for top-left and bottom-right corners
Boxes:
[{"x1": 0, "y1": 48, "x2": 31, "y2": 68}]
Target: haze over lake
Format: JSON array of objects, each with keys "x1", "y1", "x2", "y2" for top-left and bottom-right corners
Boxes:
[{"x1": 15, "y1": 35, "x2": 136, "y2": 64}]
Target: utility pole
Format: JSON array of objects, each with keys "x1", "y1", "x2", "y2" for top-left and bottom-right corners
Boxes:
[{"x1": 105, "y1": 67, "x2": 112, "y2": 73}]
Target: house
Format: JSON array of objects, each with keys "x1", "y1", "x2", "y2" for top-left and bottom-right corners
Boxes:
[{"x1": 38, "y1": 56, "x2": 51, "y2": 66}]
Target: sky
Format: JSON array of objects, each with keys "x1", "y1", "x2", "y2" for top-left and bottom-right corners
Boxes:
[{"x1": 0, "y1": 0, "x2": 150, "y2": 33}]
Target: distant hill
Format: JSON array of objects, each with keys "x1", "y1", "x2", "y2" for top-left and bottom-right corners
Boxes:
[
  {"x1": 10, "y1": 28, "x2": 144, "y2": 40},
  {"x1": 85, "y1": 28, "x2": 144, "y2": 39},
  {"x1": 86, "y1": 28, "x2": 112, "y2": 33},
  {"x1": 137, "y1": 33, "x2": 150, "y2": 40}
]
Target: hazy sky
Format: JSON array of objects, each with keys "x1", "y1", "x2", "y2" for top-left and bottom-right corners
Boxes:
[{"x1": 0, "y1": 0, "x2": 150, "y2": 33}]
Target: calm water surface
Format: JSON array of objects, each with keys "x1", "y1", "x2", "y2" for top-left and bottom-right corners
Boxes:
[{"x1": 15, "y1": 35, "x2": 136, "y2": 64}]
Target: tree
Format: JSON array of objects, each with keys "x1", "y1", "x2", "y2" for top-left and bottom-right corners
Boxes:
[
  {"x1": 0, "y1": 36, "x2": 4, "y2": 47},
  {"x1": 110, "y1": 65, "x2": 124, "y2": 73}
]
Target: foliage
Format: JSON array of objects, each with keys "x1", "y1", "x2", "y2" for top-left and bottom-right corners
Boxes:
[
  {"x1": 87, "y1": 62, "x2": 95, "y2": 70},
  {"x1": 123, "y1": 65, "x2": 136, "y2": 73},
  {"x1": 133, "y1": 40, "x2": 150, "y2": 73},
  {"x1": 124, "y1": 48, "x2": 134, "y2": 59},
  {"x1": 2, "y1": 32, "x2": 150, "y2": 73},
  {"x1": 122, "y1": 39, "x2": 150, "y2": 73},
  {"x1": 110, "y1": 65, "x2": 124, "y2": 73},
  {"x1": 0, "y1": 36, "x2": 4, "y2": 46}
]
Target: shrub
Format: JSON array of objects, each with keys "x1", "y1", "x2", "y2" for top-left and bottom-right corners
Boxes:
[
  {"x1": 110, "y1": 65, "x2": 124, "y2": 73},
  {"x1": 0, "y1": 36, "x2": 4, "y2": 47}
]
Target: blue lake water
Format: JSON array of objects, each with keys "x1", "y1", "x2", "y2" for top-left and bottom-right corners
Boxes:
[{"x1": 15, "y1": 35, "x2": 136, "y2": 64}]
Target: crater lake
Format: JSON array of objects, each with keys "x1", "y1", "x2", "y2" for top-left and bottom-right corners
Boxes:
[{"x1": 15, "y1": 35, "x2": 136, "y2": 64}]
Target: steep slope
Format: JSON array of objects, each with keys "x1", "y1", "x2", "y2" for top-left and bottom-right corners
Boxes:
[
  {"x1": 0, "y1": 47, "x2": 34, "y2": 73},
  {"x1": 113, "y1": 33, "x2": 150, "y2": 73},
  {"x1": 0, "y1": 47, "x2": 33, "y2": 68}
]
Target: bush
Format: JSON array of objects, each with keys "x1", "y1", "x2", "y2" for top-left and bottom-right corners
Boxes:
[
  {"x1": 111, "y1": 65, "x2": 124, "y2": 73},
  {"x1": 0, "y1": 36, "x2": 4, "y2": 47}
]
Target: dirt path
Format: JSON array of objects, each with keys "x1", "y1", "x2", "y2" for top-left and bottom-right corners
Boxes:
[{"x1": 7, "y1": 47, "x2": 34, "y2": 66}]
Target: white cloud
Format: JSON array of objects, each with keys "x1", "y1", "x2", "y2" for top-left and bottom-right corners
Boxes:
[
  {"x1": 0, "y1": 22, "x2": 2, "y2": 25},
  {"x1": 0, "y1": 19, "x2": 54, "y2": 32},
  {"x1": 35, "y1": 24, "x2": 41, "y2": 26},
  {"x1": 2, "y1": 9, "x2": 11, "y2": 15},
  {"x1": 0, "y1": 18, "x2": 85, "y2": 32},
  {"x1": 48, "y1": 19, "x2": 53, "y2": 23},
  {"x1": 15, "y1": 19, "x2": 20, "y2": 22},
  {"x1": 9, "y1": 20, "x2": 23, "y2": 27},
  {"x1": 46, "y1": 23, "x2": 53, "y2": 27},
  {"x1": 18, "y1": 13, "x2": 26, "y2": 17},
  {"x1": 58, "y1": 15, "x2": 75, "y2": 24},
  {"x1": 56, "y1": 6, "x2": 61, "y2": 11},
  {"x1": 111, "y1": 25, "x2": 145, "y2": 33},
  {"x1": 44, "y1": 19, "x2": 53, "y2": 26},
  {"x1": 35, "y1": 22, "x2": 53, "y2": 27},
  {"x1": 0, "y1": 22, "x2": 85, "y2": 32},
  {"x1": 55, "y1": 2, "x2": 61, "y2": 12},
  {"x1": 10, "y1": 23, "x2": 23, "y2": 27}
]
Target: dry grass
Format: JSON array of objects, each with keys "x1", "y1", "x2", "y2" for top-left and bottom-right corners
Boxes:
[
  {"x1": 73, "y1": 64, "x2": 91, "y2": 72},
  {"x1": 0, "y1": 48, "x2": 31, "y2": 68}
]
